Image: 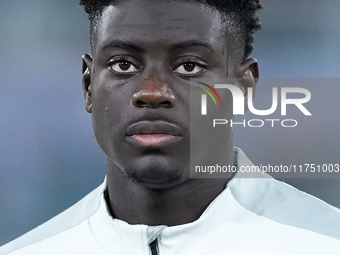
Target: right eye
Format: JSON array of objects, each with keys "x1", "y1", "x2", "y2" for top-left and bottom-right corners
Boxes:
[
  {"x1": 109, "y1": 61, "x2": 139, "y2": 74},
  {"x1": 174, "y1": 62, "x2": 204, "y2": 76}
]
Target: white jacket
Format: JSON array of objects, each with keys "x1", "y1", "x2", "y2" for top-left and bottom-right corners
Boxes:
[{"x1": 1, "y1": 148, "x2": 340, "y2": 254}]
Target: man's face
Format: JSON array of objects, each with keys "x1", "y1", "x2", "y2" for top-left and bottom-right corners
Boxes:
[{"x1": 84, "y1": 0, "x2": 241, "y2": 187}]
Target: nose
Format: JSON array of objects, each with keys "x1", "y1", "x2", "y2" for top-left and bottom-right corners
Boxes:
[{"x1": 132, "y1": 78, "x2": 176, "y2": 108}]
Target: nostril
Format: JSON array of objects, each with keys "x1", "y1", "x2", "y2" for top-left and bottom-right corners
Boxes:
[
  {"x1": 134, "y1": 99, "x2": 148, "y2": 108},
  {"x1": 159, "y1": 100, "x2": 173, "y2": 108},
  {"x1": 133, "y1": 99, "x2": 173, "y2": 108}
]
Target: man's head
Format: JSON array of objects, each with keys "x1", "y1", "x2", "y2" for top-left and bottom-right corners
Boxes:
[{"x1": 80, "y1": 0, "x2": 261, "y2": 188}]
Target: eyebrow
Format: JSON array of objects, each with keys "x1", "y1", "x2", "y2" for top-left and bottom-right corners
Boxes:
[
  {"x1": 169, "y1": 40, "x2": 214, "y2": 52},
  {"x1": 99, "y1": 40, "x2": 144, "y2": 53},
  {"x1": 99, "y1": 39, "x2": 214, "y2": 53}
]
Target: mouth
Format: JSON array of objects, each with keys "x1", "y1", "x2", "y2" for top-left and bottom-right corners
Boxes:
[{"x1": 126, "y1": 120, "x2": 184, "y2": 147}]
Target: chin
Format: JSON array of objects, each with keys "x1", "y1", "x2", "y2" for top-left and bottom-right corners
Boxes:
[{"x1": 124, "y1": 162, "x2": 184, "y2": 189}]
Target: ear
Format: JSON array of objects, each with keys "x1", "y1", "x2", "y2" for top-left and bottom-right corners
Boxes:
[
  {"x1": 235, "y1": 58, "x2": 259, "y2": 113},
  {"x1": 82, "y1": 54, "x2": 93, "y2": 113}
]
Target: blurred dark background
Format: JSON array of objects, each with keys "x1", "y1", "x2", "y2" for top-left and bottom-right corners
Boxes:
[{"x1": 1, "y1": 0, "x2": 340, "y2": 246}]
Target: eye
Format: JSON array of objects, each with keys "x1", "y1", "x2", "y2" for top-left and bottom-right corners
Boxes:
[
  {"x1": 174, "y1": 62, "x2": 204, "y2": 75},
  {"x1": 109, "y1": 60, "x2": 139, "y2": 74}
]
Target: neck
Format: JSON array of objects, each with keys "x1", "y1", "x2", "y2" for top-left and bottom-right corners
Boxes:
[{"x1": 105, "y1": 151, "x2": 235, "y2": 226}]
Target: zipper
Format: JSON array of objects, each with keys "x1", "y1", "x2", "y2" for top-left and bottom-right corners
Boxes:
[{"x1": 149, "y1": 238, "x2": 158, "y2": 255}]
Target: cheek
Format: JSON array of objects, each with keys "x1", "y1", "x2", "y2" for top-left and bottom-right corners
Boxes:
[
  {"x1": 91, "y1": 74, "x2": 131, "y2": 125},
  {"x1": 189, "y1": 88, "x2": 234, "y2": 165},
  {"x1": 90, "y1": 85, "x2": 128, "y2": 156}
]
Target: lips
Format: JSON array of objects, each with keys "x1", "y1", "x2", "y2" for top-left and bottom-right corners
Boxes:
[{"x1": 126, "y1": 120, "x2": 184, "y2": 146}]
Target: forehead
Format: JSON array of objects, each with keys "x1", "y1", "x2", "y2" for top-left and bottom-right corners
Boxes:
[{"x1": 95, "y1": 0, "x2": 228, "y2": 54}]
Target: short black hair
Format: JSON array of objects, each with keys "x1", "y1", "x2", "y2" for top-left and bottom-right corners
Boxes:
[{"x1": 79, "y1": 0, "x2": 262, "y2": 60}]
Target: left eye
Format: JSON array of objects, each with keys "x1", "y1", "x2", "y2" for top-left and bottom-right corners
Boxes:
[
  {"x1": 174, "y1": 62, "x2": 204, "y2": 75},
  {"x1": 110, "y1": 61, "x2": 139, "y2": 73}
]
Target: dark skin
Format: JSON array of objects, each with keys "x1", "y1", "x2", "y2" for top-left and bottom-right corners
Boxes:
[{"x1": 82, "y1": 0, "x2": 259, "y2": 226}]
